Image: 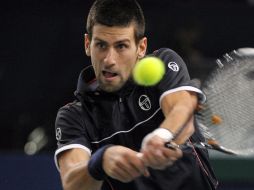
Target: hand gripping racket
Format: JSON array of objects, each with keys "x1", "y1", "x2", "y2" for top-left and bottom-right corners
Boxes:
[{"x1": 167, "y1": 48, "x2": 254, "y2": 156}]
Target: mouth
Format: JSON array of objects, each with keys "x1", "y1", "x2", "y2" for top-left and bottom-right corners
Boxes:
[{"x1": 102, "y1": 70, "x2": 118, "y2": 79}]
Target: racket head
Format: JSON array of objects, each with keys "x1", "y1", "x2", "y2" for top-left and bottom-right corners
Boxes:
[{"x1": 196, "y1": 48, "x2": 254, "y2": 156}]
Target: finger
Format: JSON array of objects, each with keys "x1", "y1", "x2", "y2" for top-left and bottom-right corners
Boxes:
[
  {"x1": 105, "y1": 158, "x2": 136, "y2": 182},
  {"x1": 116, "y1": 153, "x2": 150, "y2": 180},
  {"x1": 115, "y1": 160, "x2": 140, "y2": 180},
  {"x1": 142, "y1": 149, "x2": 168, "y2": 169},
  {"x1": 153, "y1": 149, "x2": 174, "y2": 169},
  {"x1": 142, "y1": 150, "x2": 157, "y2": 166},
  {"x1": 162, "y1": 144, "x2": 183, "y2": 160},
  {"x1": 143, "y1": 168, "x2": 150, "y2": 177},
  {"x1": 109, "y1": 167, "x2": 132, "y2": 182},
  {"x1": 105, "y1": 160, "x2": 131, "y2": 182},
  {"x1": 129, "y1": 160, "x2": 149, "y2": 178}
]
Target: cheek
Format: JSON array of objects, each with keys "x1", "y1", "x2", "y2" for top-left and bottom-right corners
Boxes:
[
  {"x1": 123, "y1": 66, "x2": 133, "y2": 78},
  {"x1": 122, "y1": 60, "x2": 136, "y2": 79},
  {"x1": 91, "y1": 59, "x2": 100, "y2": 77}
]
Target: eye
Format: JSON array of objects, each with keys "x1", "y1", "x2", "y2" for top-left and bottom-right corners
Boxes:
[
  {"x1": 116, "y1": 43, "x2": 128, "y2": 50},
  {"x1": 96, "y1": 42, "x2": 107, "y2": 49}
]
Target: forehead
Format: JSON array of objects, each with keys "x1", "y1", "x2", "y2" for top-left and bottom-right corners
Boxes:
[{"x1": 92, "y1": 24, "x2": 135, "y2": 43}]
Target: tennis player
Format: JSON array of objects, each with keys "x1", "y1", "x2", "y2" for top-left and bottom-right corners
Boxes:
[{"x1": 54, "y1": 0, "x2": 218, "y2": 189}]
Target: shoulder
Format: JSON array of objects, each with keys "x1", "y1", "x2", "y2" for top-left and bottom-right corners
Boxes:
[
  {"x1": 152, "y1": 48, "x2": 177, "y2": 55},
  {"x1": 56, "y1": 101, "x2": 84, "y2": 125},
  {"x1": 150, "y1": 48, "x2": 189, "y2": 77},
  {"x1": 152, "y1": 48, "x2": 187, "y2": 73},
  {"x1": 152, "y1": 48, "x2": 183, "y2": 62},
  {"x1": 58, "y1": 101, "x2": 82, "y2": 114}
]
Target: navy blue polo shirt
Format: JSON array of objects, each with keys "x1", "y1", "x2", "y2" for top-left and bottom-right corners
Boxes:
[{"x1": 54, "y1": 48, "x2": 218, "y2": 190}]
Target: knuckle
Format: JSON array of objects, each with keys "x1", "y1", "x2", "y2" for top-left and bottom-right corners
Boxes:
[{"x1": 111, "y1": 167, "x2": 119, "y2": 174}]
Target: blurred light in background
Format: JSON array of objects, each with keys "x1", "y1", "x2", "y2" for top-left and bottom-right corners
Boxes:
[{"x1": 24, "y1": 127, "x2": 48, "y2": 155}]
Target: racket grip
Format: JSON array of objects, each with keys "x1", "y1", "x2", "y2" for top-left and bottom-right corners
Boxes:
[{"x1": 164, "y1": 142, "x2": 191, "y2": 150}]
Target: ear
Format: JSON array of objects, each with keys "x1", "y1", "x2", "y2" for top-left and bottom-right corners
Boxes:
[
  {"x1": 137, "y1": 37, "x2": 147, "y2": 59},
  {"x1": 84, "y1": 34, "x2": 91, "y2": 56}
]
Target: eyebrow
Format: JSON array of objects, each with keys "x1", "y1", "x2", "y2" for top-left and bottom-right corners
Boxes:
[{"x1": 93, "y1": 37, "x2": 131, "y2": 45}]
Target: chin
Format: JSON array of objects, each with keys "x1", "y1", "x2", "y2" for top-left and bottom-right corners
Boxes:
[
  {"x1": 100, "y1": 83, "x2": 124, "y2": 93},
  {"x1": 102, "y1": 86, "x2": 121, "y2": 92}
]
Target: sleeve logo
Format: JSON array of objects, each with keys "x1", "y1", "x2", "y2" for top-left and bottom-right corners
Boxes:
[
  {"x1": 168, "y1": 62, "x2": 179, "y2": 72},
  {"x1": 56, "y1": 128, "x2": 62, "y2": 140}
]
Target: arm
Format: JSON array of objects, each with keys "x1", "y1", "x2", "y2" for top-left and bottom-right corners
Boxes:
[
  {"x1": 58, "y1": 146, "x2": 150, "y2": 190},
  {"x1": 58, "y1": 148, "x2": 103, "y2": 190},
  {"x1": 141, "y1": 90, "x2": 198, "y2": 169},
  {"x1": 160, "y1": 90, "x2": 197, "y2": 144}
]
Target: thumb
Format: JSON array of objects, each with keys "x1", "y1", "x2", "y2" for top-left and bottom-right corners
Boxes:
[{"x1": 143, "y1": 168, "x2": 150, "y2": 177}]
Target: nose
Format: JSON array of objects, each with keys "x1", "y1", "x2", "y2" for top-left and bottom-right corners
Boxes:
[{"x1": 103, "y1": 48, "x2": 116, "y2": 68}]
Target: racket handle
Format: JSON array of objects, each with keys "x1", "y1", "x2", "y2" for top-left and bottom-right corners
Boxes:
[
  {"x1": 165, "y1": 141, "x2": 237, "y2": 155},
  {"x1": 165, "y1": 141, "x2": 208, "y2": 150},
  {"x1": 165, "y1": 142, "x2": 190, "y2": 150}
]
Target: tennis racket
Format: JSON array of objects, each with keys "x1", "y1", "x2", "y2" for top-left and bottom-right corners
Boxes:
[{"x1": 167, "y1": 48, "x2": 254, "y2": 156}]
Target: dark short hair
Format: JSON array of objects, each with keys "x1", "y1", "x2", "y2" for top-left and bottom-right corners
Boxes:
[{"x1": 86, "y1": 0, "x2": 145, "y2": 43}]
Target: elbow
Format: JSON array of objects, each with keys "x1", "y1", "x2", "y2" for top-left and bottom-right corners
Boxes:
[
  {"x1": 61, "y1": 170, "x2": 102, "y2": 190},
  {"x1": 60, "y1": 170, "x2": 80, "y2": 190},
  {"x1": 61, "y1": 173, "x2": 73, "y2": 190}
]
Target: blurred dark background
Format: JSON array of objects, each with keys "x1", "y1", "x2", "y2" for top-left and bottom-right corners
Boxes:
[{"x1": 1, "y1": 0, "x2": 254, "y2": 189}]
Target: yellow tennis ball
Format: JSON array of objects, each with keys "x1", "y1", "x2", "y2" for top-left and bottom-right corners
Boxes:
[{"x1": 133, "y1": 57, "x2": 165, "y2": 86}]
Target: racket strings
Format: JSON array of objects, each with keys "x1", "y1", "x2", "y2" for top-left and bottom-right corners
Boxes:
[{"x1": 197, "y1": 54, "x2": 254, "y2": 155}]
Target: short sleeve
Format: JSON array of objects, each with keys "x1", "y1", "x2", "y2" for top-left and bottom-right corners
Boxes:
[
  {"x1": 54, "y1": 102, "x2": 91, "y2": 171},
  {"x1": 152, "y1": 48, "x2": 206, "y2": 104}
]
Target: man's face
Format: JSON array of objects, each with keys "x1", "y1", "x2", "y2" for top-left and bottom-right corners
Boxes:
[{"x1": 85, "y1": 24, "x2": 147, "y2": 92}]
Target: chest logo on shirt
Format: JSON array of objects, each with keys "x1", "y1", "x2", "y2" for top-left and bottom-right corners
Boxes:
[
  {"x1": 168, "y1": 62, "x2": 179, "y2": 72},
  {"x1": 56, "y1": 128, "x2": 62, "y2": 140},
  {"x1": 138, "y1": 95, "x2": 151, "y2": 111}
]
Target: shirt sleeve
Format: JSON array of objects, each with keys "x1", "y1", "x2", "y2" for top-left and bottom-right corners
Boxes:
[
  {"x1": 54, "y1": 102, "x2": 91, "y2": 171},
  {"x1": 152, "y1": 48, "x2": 206, "y2": 104}
]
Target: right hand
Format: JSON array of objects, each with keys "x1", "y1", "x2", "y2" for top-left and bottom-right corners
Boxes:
[
  {"x1": 103, "y1": 146, "x2": 150, "y2": 183},
  {"x1": 141, "y1": 133, "x2": 182, "y2": 170}
]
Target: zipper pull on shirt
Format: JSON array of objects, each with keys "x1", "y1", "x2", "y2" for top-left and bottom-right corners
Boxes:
[{"x1": 119, "y1": 97, "x2": 124, "y2": 113}]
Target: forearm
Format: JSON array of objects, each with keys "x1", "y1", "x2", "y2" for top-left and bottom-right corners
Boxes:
[
  {"x1": 160, "y1": 91, "x2": 198, "y2": 136},
  {"x1": 61, "y1": 162, "x2": 103, "y2": 190},
  {"x1": 140, "y1": 91, "x2": 197, "y2": 169},
  {"x1": 160, "y1": 104, "x2": 194, "y2": 135}
]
